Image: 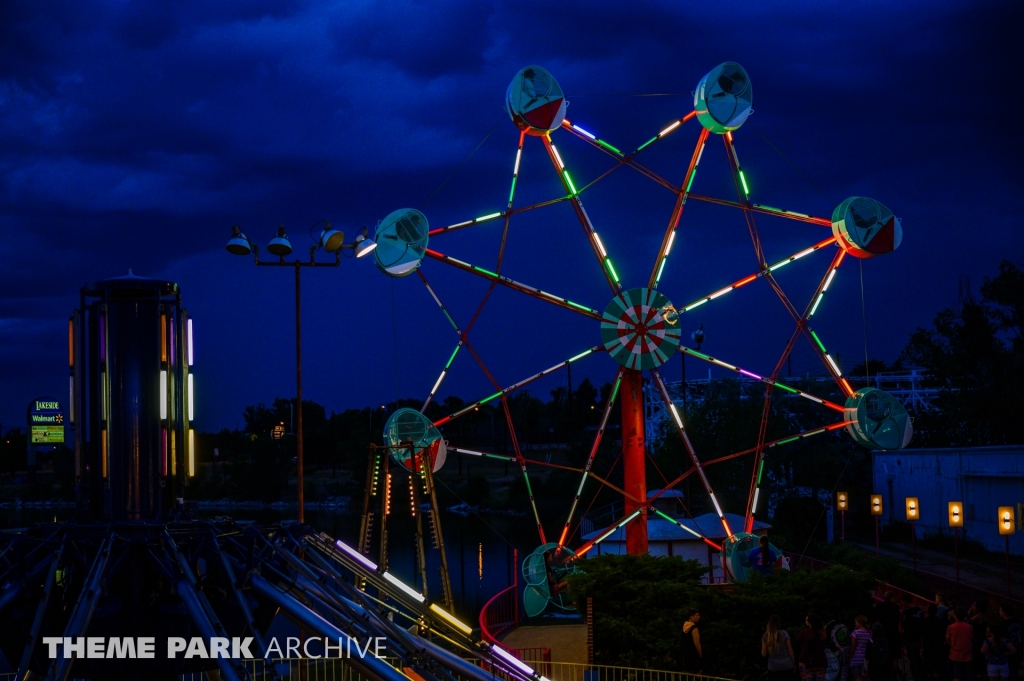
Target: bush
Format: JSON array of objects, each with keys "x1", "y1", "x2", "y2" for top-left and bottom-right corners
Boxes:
[{"x1": 566, "y1": 554, "x2": 876, "y2": 678}]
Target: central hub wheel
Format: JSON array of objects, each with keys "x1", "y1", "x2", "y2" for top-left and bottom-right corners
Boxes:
[{"x1": 601, "y1": 288, "x2": 681, "y2": 370}]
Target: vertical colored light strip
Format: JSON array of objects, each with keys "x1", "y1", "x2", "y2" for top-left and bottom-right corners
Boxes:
[
  {"x1": 160, "y1": 313, "x2": 167, "y2": 363},
  {"x1": 739, "y1": 171, "x2": 750, "y2": 197},
  {"x1": 69, "y1": 376, "x2": 74, "y2": 424},
  {"x1": 101, "y1": 429, "x2": 108, "y2": 478},
  {"x1": 99, "y1": 313, "x2": 106, "y2": 363},
  {"x1": 592, "y1": 232, "x2": 607, "y2": 257},
  {"x1": 68, "y1": 319, "x2": 74, "y2": 367},
  {"x1": 170, "y1": 429, "x2": 176, "y2": 475},
  {"x1": 160, "y1": 370, "x2": 167, "y2": 419},
  {"x1": 508, "y1": 131, "x2": 524, "y2": 209},
  {"x1": 751, "y1": 487, "x2": 760, "y2": 513},
  {"x1": 188, "y1": 429, "x2": 195, "y2": 477},
  {"x1": 161, "y1": 428, "x2": 168, "y2": 476},
  {"x1": 187, "y1": 318, "x2": 193, "y2": 366},
  {"x1": 187, "y1": 373, "x2": 194, "y2": 421}
]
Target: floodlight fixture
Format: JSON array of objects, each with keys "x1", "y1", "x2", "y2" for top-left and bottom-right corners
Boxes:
[
  {"x1": 226, "y1": 225, "x2": 253, "y2": 255},
  {"x1": 267, "y1": 226, "x2": 293, "y2": 257}
]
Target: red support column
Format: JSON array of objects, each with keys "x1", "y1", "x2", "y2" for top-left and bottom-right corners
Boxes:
[{"x1": 621, "y1": 369, "x2": 648, "y2": 555}]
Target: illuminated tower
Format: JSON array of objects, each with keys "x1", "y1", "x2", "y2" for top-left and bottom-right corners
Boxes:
[{"x1": 70, "y1": 271, "x2": 195, "y2": 520}]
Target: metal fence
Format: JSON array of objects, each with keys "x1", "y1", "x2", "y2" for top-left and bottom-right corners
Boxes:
[{"x1": 0, "y1": 659, "x2": 737, "y2": 681}]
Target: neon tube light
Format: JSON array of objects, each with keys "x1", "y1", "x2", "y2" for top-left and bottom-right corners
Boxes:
[
  {"x1": 659, "y1": 120, "x2": 681, "y2": 136},
  {"x1": 605, "y1": 258, "x2": 620, "y2": 282},
  {"x1": 453, "y1": 448, "x2": 483, "y2": 457},
  {"x1": 551, "y1": 145, "x2": 565, "y2": 169},
  {"x1": 666, "y1": 231, "x2": 676, "y2": 255},
  {"x1": 809, "y1": 293, "x2": 824, "y2": 317},
  {"x1": 475, "y1": 212, "x2": 502, "y2": 222},
  {"x1": 709, "y1": 287, "x2": 732, "y2": 300},
  {"x1": 792, "y1": 247, "x2": 815, "y2": 261},
  {"x1": 564, "y1": 171, "x2": 577, "y2": 195},
  {"x1": 739, "y1": 369, "x2": 761, "y2": 380},
  {"x1": 572, "y1": 125, "x2": 596, "y2": 139},
  {"x1": 492, "y1": 645, "x2": 535, "y2": 676},
  {"x1": 592, "y1": 232, "x2": 607, "y2": 257},
  {"x1": 710, "y1": 493, "x2": 724, "y2": 518},
  {"x1": 825, "y1": 354, "x2": 842, "y2": 376},
  {"x1": 187, "y1": 318, "x2": 193, "y2": 366},
  {"x1": 809, "y1": 330, "x2": 827, "y2": 353},
  {"x1": 336, "y1": 540, "x2": 378, "y2": 571},
  {"x1": 382, "y1": 572, "x2": 425, "y2": 602},
  {"x1": 739, "y1": 171, "x2": 750, "y2": 196},
  {"x1": 617, "y1": 509, "x2": 642, "y2": 528},
  {"x1": 514, "y1": 149, "x2": 522, "y2": 175},
  {"x1": 187, "y1": 373, "x2": 194, "y2": 421},
  {"x1": 160, "y1": 370, "x2": 167, "y2": 419},
  {"x1": 430, "y1": 371, "x2": 446, "y2": 397},
  {"x1": 188, "y1": 429, "x2": 195, "y2": 477},
  {"x1": 568, "y1": 349, "x2": 594, "y2": 363},
  {"x1": 823, "y1": 269, "x2": 837, "y2": 292},
  {"x1": 684, "y1": 299, "x2": 708, "y2": 311},
  {"x1": 430, "y1": 604, "x2": 472, "y2": 635},
  {"x1": 652, "y1": 508, "x2": 703, "y2": 539},
  {"x1": 752, "y1": 487, "x2": 760, "y2": 513}
]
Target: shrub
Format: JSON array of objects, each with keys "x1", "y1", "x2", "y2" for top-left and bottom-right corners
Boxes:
[{"x1": 566, "y1": 554, "x2": 876, "y2": 678}]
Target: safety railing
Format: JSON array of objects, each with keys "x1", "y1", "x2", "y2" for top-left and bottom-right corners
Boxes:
[
  {"x1": 0, "y1": 658, "x2": 739, "y2": 681},
  {"x1": 480, "y1": 548, "x2": 521, "y2": 644}
]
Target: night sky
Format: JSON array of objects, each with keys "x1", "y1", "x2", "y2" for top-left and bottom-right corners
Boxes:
[{"x1": 2, "y1": 0, "x2": 1022, "y2": 434}]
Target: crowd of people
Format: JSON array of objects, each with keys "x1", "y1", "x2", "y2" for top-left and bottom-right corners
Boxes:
[{"x1": 679, "y1": 591, "x2": 1023, "y2": 681}]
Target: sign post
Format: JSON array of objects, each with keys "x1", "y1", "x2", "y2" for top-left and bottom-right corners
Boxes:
[{"x1": 26, "y1": 397, "x2": 64, "y2": 470}]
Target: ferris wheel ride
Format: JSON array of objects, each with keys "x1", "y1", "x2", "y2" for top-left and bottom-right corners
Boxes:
[{"x1": 371, "y1": 62, "x2": 911, "y2": 614}]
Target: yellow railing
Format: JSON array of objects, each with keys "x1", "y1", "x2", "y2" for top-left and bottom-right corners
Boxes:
[{"x1": 0, "y1": 658, "x2": 738, "y2": 681}]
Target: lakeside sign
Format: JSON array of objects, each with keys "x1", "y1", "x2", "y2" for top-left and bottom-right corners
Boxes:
[{"x1": 28, "y1": 397, "x2": 64, "y2": 444}]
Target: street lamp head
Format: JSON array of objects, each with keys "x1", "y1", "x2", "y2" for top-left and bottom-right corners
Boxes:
[
  {"x1": 226, "y1": 225, "x2": 253, "y2": 256},
  {"x1": 320, "y1": 222, "x2": 346, "y2": 253},
  {"x1": 267, "y1": 225, "x2": 293, "y2": 257},
  {"x1": 355, "y1": 227, "x2": 377, "y2": 258}
]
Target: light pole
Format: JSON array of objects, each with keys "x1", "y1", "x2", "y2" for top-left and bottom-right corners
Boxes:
[
  {"x1": 906, "y1": 497, "x2": 919, "y2": 573},
  {"x1": 998, "y1": 506, "x2": 1016, "y2": 597},
  {"x1": 227, "y1": 223, "x2": 376, "y2": 523},
  {"x1": 871, "y1": 494, "x2": 883, "y2": 557},
  {"x1": 949, "y1": 501, "x2": 963, "y2": 589},
  {"x1": 836, "y1": 491, "x2": 848, "y2": 541}
]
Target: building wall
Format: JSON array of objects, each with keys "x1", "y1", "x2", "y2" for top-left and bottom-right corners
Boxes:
[{"x1": 872, "y1": 445, "x2": 1024, "y2": 554}]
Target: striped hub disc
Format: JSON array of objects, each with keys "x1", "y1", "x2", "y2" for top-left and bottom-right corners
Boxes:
[{"x1": 601, "y1": 288, "x2": 681, "y2": 370}]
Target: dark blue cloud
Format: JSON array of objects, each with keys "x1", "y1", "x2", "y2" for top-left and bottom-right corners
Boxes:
[{"x1": 1, "y1": 0, "x2": 1022, "y2": 433}]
